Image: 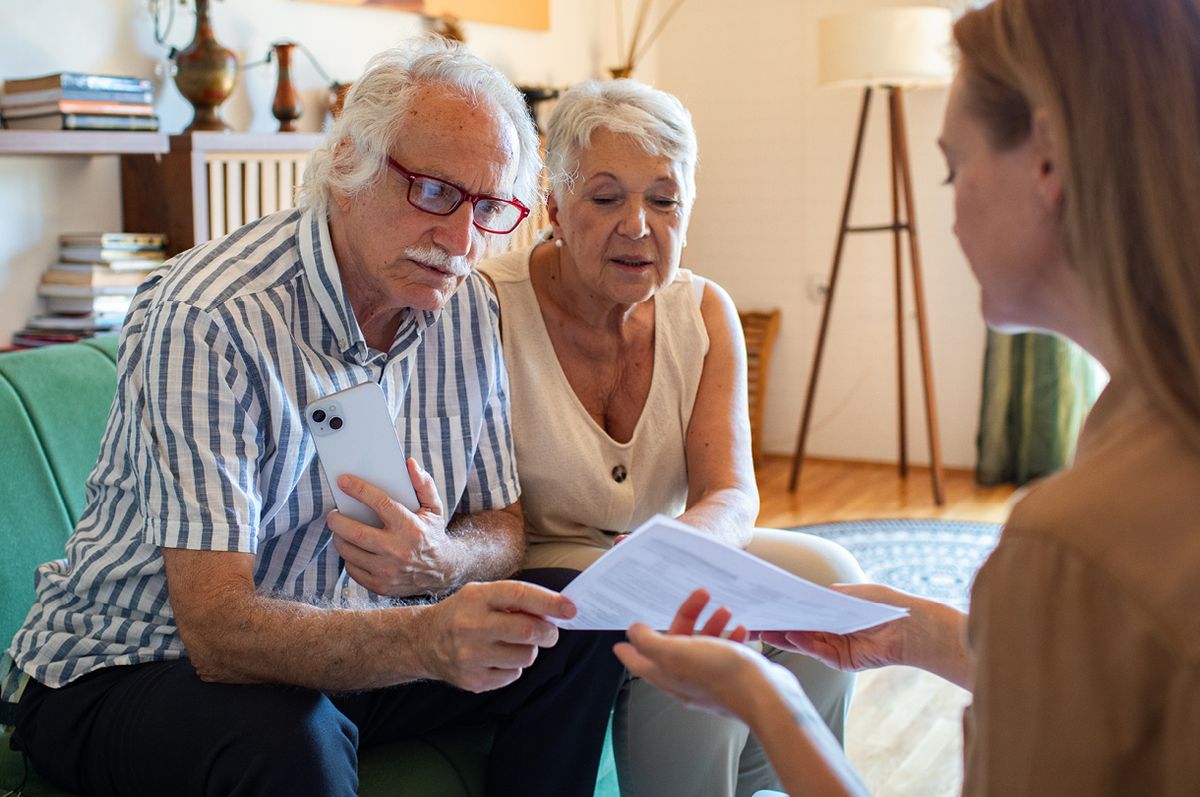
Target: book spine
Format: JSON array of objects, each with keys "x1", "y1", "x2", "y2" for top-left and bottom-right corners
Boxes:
[
  {"x1": 0, "y1": 88, "x2": 155, "y2": 107},
  {"x1": 1, "y1": 101, "x2": 154, "y2": 119},
  {"x1": 58, "y1": 100, "x2": 154, "y2": 116},
  {"x1": 61, "y1": 114, "x2": 160, "y2": 132},
  {"x1": 60, "y1": 88, "x2": 155, "y2": 104},
  {"x1": 61, "y1": 233, "x2": 167, "y2": 249},
  {"x1": 60, "y1": 74, "x2": 153, "y2": 93}
]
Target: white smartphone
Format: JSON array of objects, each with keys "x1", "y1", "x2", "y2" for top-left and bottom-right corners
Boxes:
[{"x1": 304, "y1": 381, "x2": 420, "y2": 527}]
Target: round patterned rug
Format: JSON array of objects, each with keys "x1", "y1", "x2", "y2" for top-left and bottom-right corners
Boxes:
[{"x1": 792, "y1": 519, "x2": 1002, "y2": 610}]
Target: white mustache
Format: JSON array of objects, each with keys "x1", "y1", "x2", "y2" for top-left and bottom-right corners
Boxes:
[{"x1": 404, "y1": 245, "x2": 471, "y2": 278}]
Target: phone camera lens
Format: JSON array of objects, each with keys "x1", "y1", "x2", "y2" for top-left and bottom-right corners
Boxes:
[
  {"x1": 311, "y1": 409, "x2": 326, "y2": 423},
  {"x1": 329, "y1": 416, "x2": 343, "y2": 430}
]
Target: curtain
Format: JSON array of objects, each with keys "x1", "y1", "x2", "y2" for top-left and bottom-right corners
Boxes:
[{"x1": 976, "y1": 330, "x2": 1104, "y2": 486}]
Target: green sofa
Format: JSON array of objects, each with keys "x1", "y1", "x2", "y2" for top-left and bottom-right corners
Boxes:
[{"x1": 0, "y1": 336, "x2": 618, "y2": 796}]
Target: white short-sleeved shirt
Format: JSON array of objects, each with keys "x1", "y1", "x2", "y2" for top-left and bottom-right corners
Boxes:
[{"x1": 2, "y1": 207, "x2": 518, "y2": 695}]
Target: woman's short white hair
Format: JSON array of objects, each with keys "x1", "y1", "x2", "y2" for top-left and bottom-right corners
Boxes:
[
  {"x1": 298, "y1": 35, "x2": 541, "y2": 215},
  {"x1": 544, "y1": 79, "x2": 698, "y2": 207}
]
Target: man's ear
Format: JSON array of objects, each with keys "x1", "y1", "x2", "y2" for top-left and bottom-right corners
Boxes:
[
  {"x1": 329, "y1": 137, "x2": 358, "y2": 213},
  {"x1": 1031, "y1": 109, "x2": 1064, "y2": 213}
]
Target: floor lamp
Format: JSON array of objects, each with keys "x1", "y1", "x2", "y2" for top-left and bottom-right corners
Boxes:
[{"x1": 789, "y1": 7, "x2": 953, "y2": 504}]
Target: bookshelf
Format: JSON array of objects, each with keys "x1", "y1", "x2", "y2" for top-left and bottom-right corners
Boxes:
[
  {"x1": 0, "y1": 130, "x2": 322, "y2": 256},
  {"x1": 1, "y1": 131, "x2": 323, "y2": 346},
  {"x1": 0, "y1": 129, "x2": 169, "y2": 156}
]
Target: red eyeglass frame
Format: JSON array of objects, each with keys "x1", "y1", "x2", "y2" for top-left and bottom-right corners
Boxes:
[{"x1": 386, "y1": 156, "x2": 530, "y2": 234}]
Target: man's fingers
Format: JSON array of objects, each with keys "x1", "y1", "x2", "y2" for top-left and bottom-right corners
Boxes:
[
  {"x1": 482, "y1": 581, "x2": 576, "y2": 620},
  {"x1": 483, "y1": 609, "x2": 560, "y2": 648},
  {"x1": 460, "y1": 667, "x2": 524, "y2": 694},
  {"x1": 728, "y1": 625, "x2": 749, "y2": 644},
  {"x1": 668, "y1": 588, "x2": 711, "y2": 636},
  {"x1": 329, "y1": 516, "x2": 388, "y2": 558},
  {"x1": 406, "y1": 458, "x2": 444, "y2": 515},
  {"x1": 337, "y1": 476, "x2": 410, "y2": 526},
  {"x1": 341, "y1": 561, "x2": 384, "y2": 594},
  {"x1": 491, "y1": 641, "x2": 541, "y2": 669}
]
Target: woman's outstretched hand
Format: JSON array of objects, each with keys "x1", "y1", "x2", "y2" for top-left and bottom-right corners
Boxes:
[
  {"x1": 614, "y1": 588, "x2": 789, "y2": 718},
  {"x1": 757, "y1": 583, "x2": 970, "y2": 688},
  {"x1": 615, "y1": 589, "x2": 871, "y2": 797}
]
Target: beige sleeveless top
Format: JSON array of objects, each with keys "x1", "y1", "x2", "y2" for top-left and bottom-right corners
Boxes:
[{"x1": 481, "y1": 245, "x2": 709, "y2": 549}]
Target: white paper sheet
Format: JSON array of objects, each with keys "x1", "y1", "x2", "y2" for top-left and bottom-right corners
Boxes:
[{"x1": 556, "y1": 515, "x2": 908, "y2": 633}]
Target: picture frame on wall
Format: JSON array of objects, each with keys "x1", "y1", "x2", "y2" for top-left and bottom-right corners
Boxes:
[{"x1": 297, "y1": 0, "x2": 550, "y2": 31}]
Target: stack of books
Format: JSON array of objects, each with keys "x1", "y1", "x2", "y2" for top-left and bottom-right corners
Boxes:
[
  {"x1": 15, "y1": 232, "x2": 167, "y2": 347},
  {"x1": 0, "y1": 72, "x2": 158, "y2": 132}
]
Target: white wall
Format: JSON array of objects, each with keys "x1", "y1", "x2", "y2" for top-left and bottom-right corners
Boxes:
[
  {"x1": 1, "y1": 0, "x2": 984, "y2": 469},
  {"x1": 653, "y1": 0, "x2": 983, "y2": 469}
]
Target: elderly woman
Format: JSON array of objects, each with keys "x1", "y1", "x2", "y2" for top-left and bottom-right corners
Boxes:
[
  {"x1": 480, "y1": 80, "x2": 864, "y2": 795},
  {"x1": 615, "y1": 1, "x2": 1200, "y2": 795}
]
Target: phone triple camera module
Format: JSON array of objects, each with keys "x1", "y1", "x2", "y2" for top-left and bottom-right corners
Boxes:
[{"x1": 329, "y1": 416, "x2": 344, "y2": 430}]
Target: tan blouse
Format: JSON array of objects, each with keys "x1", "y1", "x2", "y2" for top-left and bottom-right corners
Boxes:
[
  {"x1": 480, "y1": 245, "x2": 708, "y2": 551},
  {"x1": 964, "y1": 379, "x2": 1200, "y2": 795}
]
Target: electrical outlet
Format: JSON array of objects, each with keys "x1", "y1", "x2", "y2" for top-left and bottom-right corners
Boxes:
[{"x1": 806, "y1": 274, "x2": 830, "y2": 304}]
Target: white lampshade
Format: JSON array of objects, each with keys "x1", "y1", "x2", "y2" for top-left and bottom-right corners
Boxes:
[{"x1": 818, "y1": 7, "x2": 954, "y2": 88}]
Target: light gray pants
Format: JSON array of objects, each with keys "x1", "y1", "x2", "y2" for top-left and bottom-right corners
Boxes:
[{"x1": 525, "y1": 528, "x2": 866, "y2": 797}]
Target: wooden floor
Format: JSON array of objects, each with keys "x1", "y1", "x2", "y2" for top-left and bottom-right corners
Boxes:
[{"x1": 754, "y1": 456, "x2": 1015, "y2": 797}]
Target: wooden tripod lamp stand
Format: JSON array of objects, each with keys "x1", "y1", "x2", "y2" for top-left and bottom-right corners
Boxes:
[{"x1": 789, "y1": 7, "x2": 953, "y2": 504}]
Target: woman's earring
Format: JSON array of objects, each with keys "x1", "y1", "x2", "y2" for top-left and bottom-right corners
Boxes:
[
  {"x1": 554, "y1": 238, "x2": 563, "y2": 248},
  {"x1": 682, "y1": 240, "x2": 688, "y2": 248}
]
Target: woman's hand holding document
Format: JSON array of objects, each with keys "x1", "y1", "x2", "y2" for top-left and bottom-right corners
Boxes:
[{"x1": 556, "y1": 515, "x2": 907, "y2": 633}]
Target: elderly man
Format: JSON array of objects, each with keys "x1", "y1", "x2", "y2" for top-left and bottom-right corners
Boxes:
[{"x1": 1, "y1": 37, "x2": 622, "y2": 796}]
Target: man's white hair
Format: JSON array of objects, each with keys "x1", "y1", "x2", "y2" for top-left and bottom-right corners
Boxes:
[
  {"x1": 298, "y1": 36, "x2": 541, "y2": 215},
  {"x1": 544, "y1": 79, "x2": 699, "y2": 208}
]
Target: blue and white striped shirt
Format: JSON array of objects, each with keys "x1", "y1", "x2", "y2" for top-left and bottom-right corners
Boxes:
[{"x1": 2, "y1": 208, "x2": 519, "y2": 694}]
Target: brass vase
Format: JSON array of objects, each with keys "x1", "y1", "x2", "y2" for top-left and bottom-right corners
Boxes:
[
  {"x1": 173, "y1": 0, "x2": 238, "y2": 132},
  {"x1": 328, "y1": 81, "x2": 353, "y2": 119},
  {"x1": 271, "y1": 41, "x2": 303, "y2": 132}
]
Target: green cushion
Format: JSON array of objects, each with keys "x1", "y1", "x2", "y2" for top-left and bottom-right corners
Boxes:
[
  {"x1": 0, "y1": 371, "x2": 73, "y2": 653},
  {"x1": 595, "y1": 717, "x2": 621, "y2": 796},
  {"x1": 359, "y1": 726, "x2": 490, "y2": 796},
  {"x1": 79, "y1": 334, "x2": 120, "y2": 364},
  {"x1": 0, "y1": 344, "x2": 116, "y2": 524}
]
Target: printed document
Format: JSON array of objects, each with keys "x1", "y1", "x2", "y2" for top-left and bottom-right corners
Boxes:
[{"x1": 556, "y1": 515, "x2": 908, "y2": 632}]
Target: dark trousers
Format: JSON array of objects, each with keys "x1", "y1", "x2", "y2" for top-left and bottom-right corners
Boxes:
[{"x1": 14, "y1": 568, "x2": 623, "y2": 797}]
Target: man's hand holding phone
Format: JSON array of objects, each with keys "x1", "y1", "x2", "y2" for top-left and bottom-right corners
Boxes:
[{"x1": 328, "y1": 458, "x2": 461, "y2": 596}]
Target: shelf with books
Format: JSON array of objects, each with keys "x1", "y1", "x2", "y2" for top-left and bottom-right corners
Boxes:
[
  {"x1": 0, "y1": 129, "x2": 169, "y2": 155},
  {"x1": 12, "y1": 231, "x2": 168, "y2": 348},
  {"x1": 2, "y1": 71, "x2": 159, "y2": 133}
]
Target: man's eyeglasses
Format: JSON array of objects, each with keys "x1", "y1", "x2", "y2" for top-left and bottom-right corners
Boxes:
[{"x1": 386, "y1": 157, "x2": 530, "y2": 235}]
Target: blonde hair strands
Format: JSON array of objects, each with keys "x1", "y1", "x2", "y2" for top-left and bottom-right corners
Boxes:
[{"x1": 955, "y1": 0, "x2": 1200, "y2": 452}]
